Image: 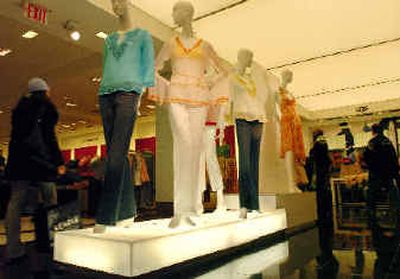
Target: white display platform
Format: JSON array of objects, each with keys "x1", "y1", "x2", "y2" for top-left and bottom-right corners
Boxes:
[
  {"x1": 225, "y1": 192, "x2": 317, "y2": 230},
  {"x1": 54, "y1": 210, "x2": 287, "y2": 277}
]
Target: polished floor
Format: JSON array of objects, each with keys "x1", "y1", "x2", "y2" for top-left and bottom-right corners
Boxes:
[{"x1": 0, "y1": 208, "x2": 398, "y2": 278}]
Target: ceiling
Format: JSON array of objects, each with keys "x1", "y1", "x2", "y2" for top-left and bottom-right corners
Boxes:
[
  {"x1": 0, "y1": 0, "x2": 400, "y2": 142},
  {"x1": 131, "y1": 0, "x2": 400, "y2": 118}
]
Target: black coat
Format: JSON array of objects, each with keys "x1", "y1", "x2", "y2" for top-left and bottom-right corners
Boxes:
[
  {"x1": 6, "y1": 93, "x2": 64, "y2": 182},
  {"x1": 364, "y1": 134, "x2": 399, "y2": 180},
  {"x1": 309, "y1": 136, "x2": 332, "y2": 189}
]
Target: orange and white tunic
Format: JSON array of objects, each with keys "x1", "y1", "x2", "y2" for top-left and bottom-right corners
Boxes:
[{"x1": 148, "y1": 36, "x2": 229, "y2": 106}]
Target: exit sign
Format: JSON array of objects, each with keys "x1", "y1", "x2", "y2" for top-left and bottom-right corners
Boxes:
[{"x1": 24, "y1": 2, "x2": 48, "y2": 25}]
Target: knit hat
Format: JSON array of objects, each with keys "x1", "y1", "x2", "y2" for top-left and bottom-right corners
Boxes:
[{"x1": 28, "y1": 77, "x2": 49, "y2": 93}]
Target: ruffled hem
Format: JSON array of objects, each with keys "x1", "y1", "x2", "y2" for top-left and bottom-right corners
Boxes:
[
  {"x1": 149, "y1": 94, "x2": 228, "y2": 106},
  {"x1": 234, "y1": 113, "x2": 268, "y2": 123},
  {"x1": 99, "y1": 84, "x2": 143, "y2": 95}
]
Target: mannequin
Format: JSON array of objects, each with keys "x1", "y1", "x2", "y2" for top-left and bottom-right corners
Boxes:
[
  {"x1": 149, "y1": 1, "x2": 228, "y2": 228},
  {"x1": 279, "y1": 69, "x2": 305, "y2": 192},
  {"x1": 94, "y1": 0, "x2": 155, "y2": 233},
  {"x1": 232, "y1": 49, "x2": 273, "y2": 219}
]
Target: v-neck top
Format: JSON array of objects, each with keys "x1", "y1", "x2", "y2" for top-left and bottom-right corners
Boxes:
[
  {"x1": 148, "y1": 36, "x2": 228, "y2": 106},
  {"x1": 231, "y1": 62, "x2": 279, "y2": 122},
  {"x1": 99, "y1": 28, "x2": 155, "y2": 95}
]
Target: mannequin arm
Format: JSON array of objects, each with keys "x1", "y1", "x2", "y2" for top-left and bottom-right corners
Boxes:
[
  {"x1": 148, "y1": 40, "x2": 171, "y2": 105},
  {"x1": 205, "y1": 42, "x2": 229, "y2": 83}
]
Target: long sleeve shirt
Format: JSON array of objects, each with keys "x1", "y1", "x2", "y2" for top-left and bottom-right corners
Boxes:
[
  {"x1": 99, "y1": 28, "x2": 155, "y2": 95},
  {"x1": 231, "y1": 63, "x2": 279, "y2": 123}
]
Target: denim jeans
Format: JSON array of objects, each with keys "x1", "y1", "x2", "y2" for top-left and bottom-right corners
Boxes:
[
  {"x1": 96, "y1": 92, "x2": 139, "y2": 225},
  {"x1": 5, "y1": 180, "x2": 56, "y2": 258},
  {"x1": 236, "y1": 119, "x2": 263, "y2": 211}
]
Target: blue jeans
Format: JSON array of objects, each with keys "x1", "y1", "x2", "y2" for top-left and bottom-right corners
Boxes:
[
  {"x1": 236, "y1": 119, "x2": 263, "y2": 211},
  {"x1": 96, "y1": 92, "x2": 139, "y2": 225}
]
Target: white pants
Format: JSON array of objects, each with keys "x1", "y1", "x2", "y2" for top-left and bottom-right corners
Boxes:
[
  {"x1": 169, "y1": 103, "x2": 207, "y2": 216},
  {"x1": 199, "y1": 126, "x2": 224, "y2": 192}
]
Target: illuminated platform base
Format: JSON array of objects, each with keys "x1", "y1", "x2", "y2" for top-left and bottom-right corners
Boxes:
[
  {"x1": 54, "y1": 210, "x2": 286, "y2": 277},
  {"x1": 225, "y1": 192, "x2": 317, "y2": 230}
]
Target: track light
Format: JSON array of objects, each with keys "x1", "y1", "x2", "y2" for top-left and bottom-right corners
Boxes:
[{"x1": 64, "y1": 20, "x2": 81, "y2": 41}]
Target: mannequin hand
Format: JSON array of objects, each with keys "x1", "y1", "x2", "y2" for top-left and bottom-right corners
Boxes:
[{"x1": 216, "y1": 122, "x2": 225, "y2": 145}]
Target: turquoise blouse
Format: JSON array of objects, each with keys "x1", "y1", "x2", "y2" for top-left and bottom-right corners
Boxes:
[{"x1": 99, "y1": 28, "x2": 155, "y2": 95}]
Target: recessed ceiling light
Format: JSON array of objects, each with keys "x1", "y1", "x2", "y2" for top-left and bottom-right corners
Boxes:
[
  {"x1": 66, "y1": 102, "x2": 78, "y2": 107},
  {"x1": 70, "y1": 31, "x2": 81, "y2": 41},
  {"x1": 95, "y1": 32, "x2": 108, "y2": 39},
  {"x1": 22, "y1": 30, "x2": 39, "y2": 39},
  {"x1": 91, "y1": 77, "x2": 101, "y2": 83},
  {"x1": 0, "y1": 110, "x2": 4, "y2": 114},
  {"x1": 0, "y1": 48, "x2": 12, "y2": 57},
  {"x1": 146, "y1": 105, "x2": 156, "y2": 109}
]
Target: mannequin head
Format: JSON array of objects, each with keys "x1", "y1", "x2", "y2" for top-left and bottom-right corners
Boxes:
[
  {"x1": 281, "y1": 69, "x2": 293, "y2": 85},
  {"x1": 111, "y1": 0, "x2": 129, "y2": 17},
  {"x1": 173, "y1": 1, "x2": 195, "y2": 26},
  {"x1": 237, "y1": 49, "x2": 253, "y2": 69}
]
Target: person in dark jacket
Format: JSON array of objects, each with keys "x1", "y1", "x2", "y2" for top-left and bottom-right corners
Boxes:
[
  {"x1": 4, "y1": 78, "x2": 65, "y2": 261},
  {"x1": 364, "y1": 123, "x2": 400, "y2": 228},
  {"x1": 309, "y1": 129, "x2": 333, "y2": 227}
]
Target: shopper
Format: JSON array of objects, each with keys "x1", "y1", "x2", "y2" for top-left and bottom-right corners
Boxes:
[
  {"x1": 309, "y1": 129, "x2": 333, "y2": 227},
  {"x1": 4, "y1": 77, "x2": 65, "y2": 262},
  {"x1": 364, "y1": 123, "x2": 400, "y2": 225}
]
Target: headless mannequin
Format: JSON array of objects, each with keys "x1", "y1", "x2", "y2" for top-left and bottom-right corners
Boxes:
[
  {"x1": 94, "y1": 0, "x2": 138, "y2": 234},
  {"x1": 280, "y1": 69, "x2": 301, "y2": 193}
]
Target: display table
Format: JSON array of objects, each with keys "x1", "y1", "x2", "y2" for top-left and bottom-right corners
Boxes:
[{"x1": 54, "y1": 210, "x2": 287, "y2": 277}]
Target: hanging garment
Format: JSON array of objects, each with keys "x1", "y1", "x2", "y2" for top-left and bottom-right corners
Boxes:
[
  {"x1": 148, "y1": 36, "x2": 229, "y2": 106},
  {"x1": 279, "y1": 88, "x2": 306, "y2": 163},
  {"x1": 99, "y1": 29, "x2": 155, "y2": 95}
]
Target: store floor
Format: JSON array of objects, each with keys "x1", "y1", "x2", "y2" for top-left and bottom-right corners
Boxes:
[{"x1": 0, "y1": 212, "x2": 399, "y2": 278}]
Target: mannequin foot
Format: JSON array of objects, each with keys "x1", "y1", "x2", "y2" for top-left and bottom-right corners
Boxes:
[
  {"x1": 239, "y1": 208, "x2": 248, "y2": 219},
  {"x1": 185, "y1": 216, "x2": 198, "y2": 226},
  {"x1": 93, "y1": 224, "x2": 107, "y2": 234},
  {"x1": 248, "y1": 210, "x2": 262, "y2": 218},
  {"x1": 116, "y1": 217, "x2": 134, "y2": 228},
  {"x1": 169, "y1": 216, "x2": 183, "y2": 229},
  {"x1": 289, "y1": 186, "x2": 302, "y2": 194}
]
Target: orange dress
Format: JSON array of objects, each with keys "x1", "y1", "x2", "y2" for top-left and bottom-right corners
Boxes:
[{"x1": 280, "y1": 88, "x2": 306, "y2": 164}]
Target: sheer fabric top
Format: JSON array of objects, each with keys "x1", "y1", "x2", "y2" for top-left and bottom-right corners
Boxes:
[
  {"x1": 231, "y1": 63, "x2": 278, "y2": 123},
  {"x1": 148, "y1": 36, "x2": 229, "y2": 106},
  {"x1": 99, "y1": 28, "x2": 155, "y2": 95}
]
